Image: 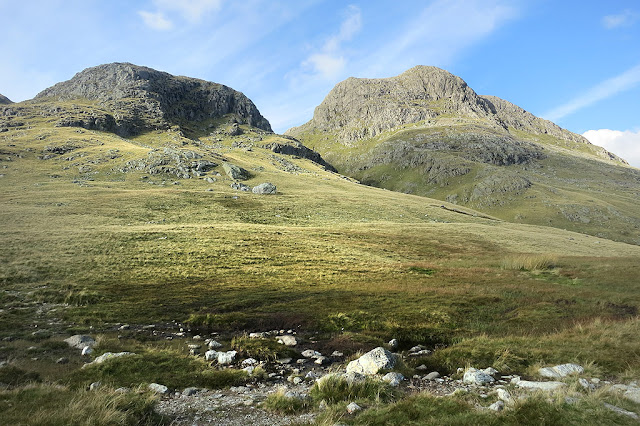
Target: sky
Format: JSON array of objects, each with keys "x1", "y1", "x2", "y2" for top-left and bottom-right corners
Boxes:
[{"x1": 1, "y1": 0, "x2": 639, "y2": 167}]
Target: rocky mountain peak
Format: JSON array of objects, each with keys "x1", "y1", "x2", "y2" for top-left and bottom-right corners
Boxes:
[
  {"x1": 287, "y1": 65, "x2": 595, "y2": 149},
  {"x1": 35, "y1": 62, "x2": 271, "y2": 135},
  {"x1": 0, "y1": 93, "x2": 12, "y2": 104}
]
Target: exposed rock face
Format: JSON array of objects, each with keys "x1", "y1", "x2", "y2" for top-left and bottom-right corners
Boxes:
[
  {"x1": 288, "y1": 65, "x2": 593, "y2": 147},
  {"x1": 35, "y1": 62, "x2": 272, "y2": 136},
  {"x1": 262, "y1": 137, "x2": 336, "y2": 172},
  {"x1": 0, "y1": 94, "x2": 12, "y2": 105}
]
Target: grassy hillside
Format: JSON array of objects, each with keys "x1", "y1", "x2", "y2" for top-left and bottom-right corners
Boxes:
[
  {"x1": 295, "y1": 118, "x2": 640, "y2": 245},
  {"x1": 2, "y1": 96, "x2": 640, "y2": 423}
]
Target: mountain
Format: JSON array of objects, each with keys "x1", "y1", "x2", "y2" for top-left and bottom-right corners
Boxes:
[
  {"x1": 287, "y1": 66, "x2": 640, "y2": 245},
  {"x1": 34, "y1": 62, "x2": 271, "y2": 137},
  {"x1": 0, "y1": 93, "x2": 12, "y2": 104}
]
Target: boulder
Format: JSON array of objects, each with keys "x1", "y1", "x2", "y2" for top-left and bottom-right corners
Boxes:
[
  {"x1": 382, "y1": 372, "x2": 404, "y2": 387},
  {"x1": 64, "y1": 335, "x2": 95, "y2": 349},
  {"x1": 514, "y1": 379, "x2": 565, "y2": 391},
  {"x1": 230, "y1": 182, "x2": 251, "y2": 191},
  {"x1": 149, "y1": 383, "x2": 169, "y2": 394},
  {"x1": 217, "y1": 350, "x2": 237, "y2": 365},
  {"x1": 497, "y1": 388, "x2": 513, "y2": 404},
  {"x1": 463, "y1": 368, "x2": 495, "y2": 385},
  {"x1": 92, "y1": 352, "x2": 135, "y2": 364},
  {"x1": 252, "y1": 182, "x2": 277, "y2": 194},
  {"x1": 489, "y1": 400, "x2": 505, "y2": 411},
  {"x1": 604, "y1": 403, "x2": 639, "y2": 419},
  {"x1": 182, "y1": 387, "x2": 200, "y2": 396},
  {"x1": 346, "y1": 347, "x2": 396, "y2": 375},
  {"x1": 81, "y1": 346, "x2": 93, "y2": 356},
  {"x1": 204, "y1": 350, "x2": 218, "y2": 361},
  {"x1": 624, "y1": 388, "x2": 640, "y2": 404},
  {"x1": 538, "y1": 363, "x2": 584, "y2": 378},
  {"x1": 223, "y1": 162, "x2": 250, "y2": 180},
  {"x1": 346, "y1": 402, "x2": 362, "y2": 414},
  {"x1": 425, "y1": 371, "x2": 440, "y2": 380},
  {"x1": 302, "y1": 349, "x2": 321, "y2": 358},
  {"x1": 276, "y1": 335, "x2": 298, "y2": 346},
  {"x1": 388, "y1": 338, "x2": 399, "y2": 350},
  {"x1": 208, "y1": 340, "x2": 223, "y2": 349}
]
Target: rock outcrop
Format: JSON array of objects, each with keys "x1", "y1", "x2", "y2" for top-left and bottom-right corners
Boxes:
[
  {"x1": 0, "y1": 94, "x2": 12, "y2": 105},
  {"x1": 35, "y1": 62, "x2": 272, "y2": 136}
]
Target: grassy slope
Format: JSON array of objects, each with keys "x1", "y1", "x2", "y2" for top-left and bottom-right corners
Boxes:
[
  {"x1": 296, "y1": 120, "x2": 640, "y2": 245},
  {"x1": 1, "y1": 101, "x2": 640, "y2": 423}
]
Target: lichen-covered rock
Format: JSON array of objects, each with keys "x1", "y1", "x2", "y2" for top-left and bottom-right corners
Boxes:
[
  {"x1": 346, "y1": 347, "x2": 396, "y2": 375},
  {"x1": 149, "y1": 383, "x2": 169, "y2": 394},
  {"x1": 276, "y1": 335, "x2": 297, "y2": 346},
  {"x1": 382, "y1": 372, "x2": 404, "y2": 387},
  {"x1": 223, "y1": 162, "x2": 250, "y2": 180},
  {"x1": 463, "y1": 368, "x2": 495, "y2": 385},
  {"x1": 538, "y1": 363, "x2": 584, "y2": 378},
  {"x1": 252, "y1": 182, "x2": 277, "y2": 194}
]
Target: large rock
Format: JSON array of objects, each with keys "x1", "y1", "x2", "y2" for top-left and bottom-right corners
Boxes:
[
  {"x1": 149, "y1": 383, "x2": 169, "y2": 394},
  {"x1": 64, "y1": 335, "x2": 95, "y2": 349},
  {"x1": 217, "y1": 350, "x2": 237, "y2": 365},
  {"x1": 276, "y1": 335, "x2": 297, "y2": 346},
  {"x1": 538, "y1": 363, "x2": 584, "y2": 378},
  {"x1": 382, "y1": 372, "x2": 404, "y2": 387},
  {"x1": 346, "y1": 347, "x2": 396, "y2": 375},
  {"x1": 252, "y1": 182, "x2": 277, "y2": 194},
  {"x1": 92, "y1": 352, "x2": 135, "y2": 364},
  {"x1": 514, "y1": 378, "x2": 565, "y2": 391},
  {"x1": 223, "y1": 162, "x2": 250, "y2": 180},
  {"x1": 463, "y1": 368, "x2": 495, "y2": 385}
]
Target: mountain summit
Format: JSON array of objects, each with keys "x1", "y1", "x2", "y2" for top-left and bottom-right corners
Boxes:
[
  {"x1": 0, "y1": 93, "x2": 12, "y2": 104},
  {"x1": 288, "y1": 66, "x2": 639, "y2": 244},
  {"x1": 35, "y1": 62, "x2": 271, "y2": 136}
]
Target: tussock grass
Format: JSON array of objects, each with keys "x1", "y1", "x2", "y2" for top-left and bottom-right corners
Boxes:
[
  {"x1": 501, "y1": 254, "x2": 558, "y2": 271},
  {"x1": 0, "y1": 383, "x2": 166, "y2": 425},
  {"x1": 310, "y1": 375, "x2": 397, "y2": 405},
  {"x1": 262, "y1": 387, "x2": 310, "y2": 414}
]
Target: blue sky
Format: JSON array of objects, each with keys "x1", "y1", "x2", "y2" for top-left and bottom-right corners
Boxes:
[{"x1": 1, "y1": 0, "x2": 639, "y2": 166}]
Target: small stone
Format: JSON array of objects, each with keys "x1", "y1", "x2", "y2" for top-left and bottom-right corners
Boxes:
[
  {"x1": 463, "y1": 368, "x2": 495, "y2": 385},
  {"x1": 115, "y1": 387, "x2": 130, "y2": 393},
  {"x1": 149, "y1": 383, "x2": 169, "y2": 394},
  {"x1": 425, "y1": 371, "x2": 440, "y2": 380},
  {"x1": 293, "y1": 376, "x2": 303, "y2": 384},
  {"x1": 242, "y1": 358, "x2": 258, "y2": 366},
  {"x1": 182, "y1": 387, "x2": 200, "y2": 396},
  {"x1": 56, "y1": 357, "x2": 69, "y2": 364},
  {"x1": 346, "y1": 347, "x2": 396, "y2": 375},
  {"x1": 538, "y1": 363, "x2": 584, "y2": 378},
  {"x1": 346, "y1": 402, "x2": 361, "y2": 414},
  {"x1": 314, "y1": 356, "x2": 329, "y2": 365},
  {"x1": 489, "y1": 400, "x2": 504, "y2": 411},
  {"x1": 497, "y1": 388, "x2": 513, "y2": 404},
  {"x1": 205, "y1": 350, "x2": 218, "y2": 361},
  {"x1": 89, "y1": 381, "x2": 101, "y2": 391},
  {"x1": 276, "y1": 335, "x2": 297, "y2": 346},
  {"x1": 64, "y1": 335, "x2": 95, "y2": 349},
  {"x1": 604, "y1": 403, "x2": 639, "y2": 419},
  {"x1": 208, "y1": 340, "x2": 223, "y2": 349},
  {"x1": 301, "y1": 349, "x2": 320, "y2": 358},
  {"x1": 243, "y1": 366, "x2": 255, "y2": 374},
  {"x1": 382, "y1": 372, "x2": 404, "y2": 387},
  {"x1": 388, "y1": 338, "x2": 398, "y2": 350},
  {"x1": 591, "y1": 378, "x2": 600, "y2": 384},
  {"x1": 81, "y1": 346, "x2": 93, "y2": 356},
  {"x1": 331, "y1": 351, "x2": 344, "y2": 357},
  {"x1": 515, "y1": 380, "x2": 565, "y2": 391},
  {"x1": 217, "y1": 350, "x2": 237, "y2": 365},
  {"x1": 251, "y1": 182, "x2": 277, "y2": 195},
  {"x1": 579, "y1": 378, "x2": 595, "y2": 391}
]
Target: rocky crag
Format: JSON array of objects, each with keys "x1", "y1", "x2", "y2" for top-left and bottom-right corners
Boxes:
[
  {"x1": 288, "y1": 66, "x2": 640, "y2": 244},
  {"x1": 32, "y1": 62, "x2": 271, "y2": 137},
  {"x1": 0, "y1": 94, "x2": 12, "y2": 105}
]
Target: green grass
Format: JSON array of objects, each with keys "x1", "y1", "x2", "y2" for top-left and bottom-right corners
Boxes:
[{"x1": 2, "y1": 109, "x2": 640, "y2": 422}]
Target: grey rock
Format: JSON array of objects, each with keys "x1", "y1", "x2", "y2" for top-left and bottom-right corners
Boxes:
[
  {"x1": 223, "y1": 162, "x2": 250, "y2": 180},
  {"x1": 64, "y1": 335, "x2": 95, "y2": 349},
  {"x1": 538, "y1": 363, "x2": 584, "y2": 378},
  {"x1": 276, "y1": 335, "x2": 297, "y2": 346},
  {"x1": 241, "y1": 358, "x2": 258, "y2": 366},
  {"x1": 382, "y1": 372, "x2": 404, "y2": 387},
  {"x1": 90, "y1": 351, "x2": 135, "y2": 365},
  {"x1": 314, "y1": 356, "x2": 329, "y2": 365},
  {"x1": 579, "y1": 378, "x2": 595, "y2": 391},
  {"x1": 497, "y1": 388, "x2": 513, "y2": 404},
  {"x1": 182, "y1": 387, "x2": 200, "y2": 396},
  {"x1": 463, "y1": 368, "x2": 495, "y2": 385},
  {"x1": 388, "y1": 338, "x2": 398, "y2": 350},
  {"x1": 515, "y1": 379, "x2": 565, "y2": 391},
  {"x1": 230, "y1": 182, "x2": 251, "y2": 191},
  {"x1": 488, "y1": 400, "x2": 505, "y2": 411},
  {"x1": 204, "y1": 350, "x2": 218, "y2": 361},
  {"x1": 89, "y1": 381, "x2": 101, "y2": 391},
  {"x1": 149, "y1": 383, "x2": 169, "y2": 394},
  {"x1": 208, "y1": 340, "x2": 223, "y2": 349},
  {"x1": 604, "y1": 402, "x2": 639, "y2": 419},
  {"x1": 301, "y1": 349, "x2": 321, "y2": 358},
  {"x1": 624, "y1": 388, "x2": 640, "y2": 404},
  {"x1": 251, "y1": 182, "x2": 277, "y2": 194},
  {"x1": 425, "y1": 371, "x2": 440, "y2": 380},
  {"x1": 81, "y1": 346, "x2": 93, "y2": 356},
  {"x1": 56, "y1": 357, "x2": 69, "y2": 364},
  {"x1": 217, "y1": 350, "x2": 237, "y2": 365},
  {"x1": 0, "y1": 94, "x2": 12, "y2": 105},
  {"x1": 346, "y1": 347, "x2": 396, "y2": 375},
  {"x1": 346, "y1": 402, "x2": 362, "y2": 414}
]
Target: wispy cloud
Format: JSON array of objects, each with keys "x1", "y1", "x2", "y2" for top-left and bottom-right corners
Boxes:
[
  {"x1": 543, "y1": 63, "x2": 640, "y2": 122},
  {"x1": 139, "y1": 0, "x2": 223, "y2": 30},
  {"x1": 363, "y1": 0, "x2": 517, "y2": 77},
  {"x1": 602, "y1": 9, "x2": 639, "y2": 29},
  {"x1": 300, "y1": 5, "x2": 362, "y2": 80},
  {"x1": 583, "y1": 129, "x2": 640, "y2": 168},
  {"x1": 138, "y1": 10, "x2": 173, "y2": 31}
]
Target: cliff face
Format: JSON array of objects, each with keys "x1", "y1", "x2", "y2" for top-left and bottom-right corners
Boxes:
[
  {"x1": 35, "y1": 63, "x2": 272, "y2": 136},
  {"x1": 288, "y1": 65, "x2": 605, "y2": 151}
]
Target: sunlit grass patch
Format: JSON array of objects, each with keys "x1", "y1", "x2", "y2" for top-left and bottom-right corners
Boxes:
[{"x1": 501, "y1": 254, "x2": 558, "y2": 271}]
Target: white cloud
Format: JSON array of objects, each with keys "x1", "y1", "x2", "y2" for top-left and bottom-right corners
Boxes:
[
  {"x1": 300, "y1": 5, "x2": 362, "y2": 80},
  {"x1": 153, "y1": 0, "x2": 223, "y2": 23},
  {"x1": 138, "y1": 10, "x2": 173, "y2": 31},
  {"x1": 139, "y1": 0, "x2": 223, "y2": 30},
  {"x1": 602, "y1": 9, "x2": 639, "y2": 29},
  {"x1": 363, "y1": 0, "x2": 517, "y2": 77},
  {"x1": 583, "y1": 129, "x2": 640, "y2": 168},
  {"x1": 543, "y1": 63, "x2": 640, "y2": 122}
]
